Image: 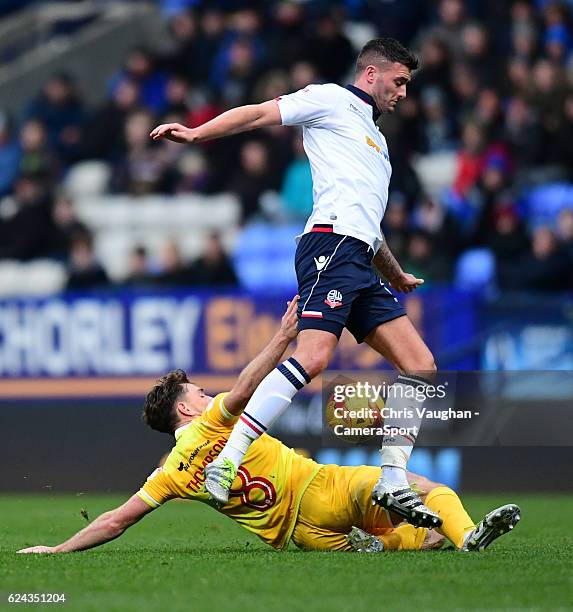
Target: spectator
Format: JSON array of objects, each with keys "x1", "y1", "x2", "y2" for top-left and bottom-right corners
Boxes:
[
  {"x1": 0, "y1": 176, "x2": 53, "y2": 260},
  {"x1": 110, "y1": 48, "x2": 168, "y2": 114},
  {"x1": 111, "y1": 110, "x2": 169, "y2": 195},
  {"x1": 483, "y1": 204, "x2": 530, "y2": 289},
  {"x1": 123, "y1": 244, "x2": 155, "y2": 287},
  {"x1": 158, "y1": 10, "x2": 201, "y2": 80},
  {"x1": 82, "y1": 79, "x2": 140, "y2": 161},
  {"x1": 49, "y1": 193, "x2": 89, "y2": 259},
  {"x1": 418, "y1": 86, "x2": 457, "y2": 153},
  {"x1": 280, "y1": 132, "x2": 313, "y2": 221},
  {"x1": 24, "y1": 73, "x2": 84, "y2": 164},
  {"x1": 412, "y1": 196, "x2": 461, "y2": 258},
  {"x1": 306, "y1": 13, "x2": 354, "y2": 83},
  {"x1": 556, "y1": 207, "x2": 573, "y2": 286},
  {"x1": 403, "y1": 230, "x2": 452, "y2": 284},
  {"x1": 155, "y1": 240, "x2": 192, "y2": 287},
  {"x1": 0, "y1": 113, "x2": 21, "y2": 196},
  {"x1": 460, "y1": 22, "x2": 498, "y2": 87},
  {"x1": 289, "y1": 61, "x2": 322, "y2": 91},
  {"x1": 18, "y1": 119, "x2": 58, "y2": 186},
  {"x1": 545, "y1": 90, "x2": 573, "y2": 172},
  {"x1": 452, "y1": 120, "x2": 487, "y2": 197},
  {"x1": 382, "y1": 192, "x2": 410, "y2": 263},
  {"x1": 163, "y1": 75, "x2": 191, "y2": 116},
  {"x1": 431, "y1": 0, "x2": 468, "y2": 55},
  {"x1": 451, "y1": 62, "x2": 480, "y2": 127},
  {"x1": 65, "y1": 231, "x2": 110, "y2": 291},
  {"x1": 212, "y1": 38, "x2": 261, "y2": 107},
  {"x1": 507, "y1": 226, "x2": 571, "y2": 291},
  {"x1": 226, "y1": 140, "x2": 275, "y2": 222},
  {"x1": 187, "y1": 232, "x2": 239, "y2": 287},
  {"x1": 503, "y1": 96, "x2": 543, "y2": 167}
]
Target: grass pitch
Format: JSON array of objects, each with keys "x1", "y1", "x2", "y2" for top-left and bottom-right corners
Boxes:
[{"x1": 1, "y1": 494, "x2": 572, "y2": 611}]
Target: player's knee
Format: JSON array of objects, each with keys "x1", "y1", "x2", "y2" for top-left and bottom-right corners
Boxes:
[
  {"x1": 291, "y1": 348, "x2": 329, "y2": 379},
  {"x1": 407, "y1": 472, "x2": 442, "y2": 498}
]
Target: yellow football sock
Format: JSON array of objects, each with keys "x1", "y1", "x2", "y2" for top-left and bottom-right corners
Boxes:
[
  {"x1": 424, "y1": 486, "x2": 475, "y2": 549},
  {"x1": 376, "y1": 524, "x2": 427, "y2": 550}
]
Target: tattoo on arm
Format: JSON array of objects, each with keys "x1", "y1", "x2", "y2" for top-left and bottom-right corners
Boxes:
[{"x1": 373, "y1": 233, "x2": 403, "y2": 282}]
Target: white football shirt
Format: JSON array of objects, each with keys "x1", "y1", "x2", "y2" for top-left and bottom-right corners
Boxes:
[{"x1": 277, "y1": 83, "x2": 392, "y2": 251}]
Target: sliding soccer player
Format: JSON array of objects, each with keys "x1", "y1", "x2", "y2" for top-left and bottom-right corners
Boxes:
[{"x1": 18, "y1": 298, "x2": 520, "y2": 555}]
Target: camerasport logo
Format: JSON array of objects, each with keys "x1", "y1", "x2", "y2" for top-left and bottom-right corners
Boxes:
[{"x1": 325, "y1": 289, "x2": 343, "y2": 309}]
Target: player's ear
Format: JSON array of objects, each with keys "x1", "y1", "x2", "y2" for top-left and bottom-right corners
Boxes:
[{"x1": 176, "y1": 400, "x2": 194, "y2": 417}]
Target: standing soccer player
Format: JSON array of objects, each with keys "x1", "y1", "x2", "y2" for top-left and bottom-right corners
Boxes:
[{"x1": 151, "y1": 38, "x2": 440, "y2": 527}]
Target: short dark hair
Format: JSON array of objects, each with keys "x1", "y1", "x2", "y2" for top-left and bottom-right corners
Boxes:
[
  {"x1": 142, "y1": 369, "x2": 190, "y2": 434},
  {"x1": 356, "y1": 38, "x2": 419, "y2": 74}
]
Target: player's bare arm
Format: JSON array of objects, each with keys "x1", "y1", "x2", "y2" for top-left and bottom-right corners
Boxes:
[
  {"x1": 225, "y1": 295, "x2": 299, "y2": 415},
  {"x1": 17, "y1": 494, "x2": 152, "y2": 554},
  {"x1": 150, "y1": 99, "x2": 282, "y2": 144},
  {"x1": 373, "y1": 234, "x2": 424, "y2": 293}
]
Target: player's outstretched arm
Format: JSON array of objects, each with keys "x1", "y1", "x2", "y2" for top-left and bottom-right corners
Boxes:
[
  {"x1": 17, "y1": 494, "x2": 154, "y2": 554},
  {"x1": 224, "y1": 295, "x2": 299, "y2": 416},
  {"x1": 150, "y1": 99, "x2": 282, "y2": 144},
  {"x1": 373, "y1": 235, "x2": 424, "y2": 293}
]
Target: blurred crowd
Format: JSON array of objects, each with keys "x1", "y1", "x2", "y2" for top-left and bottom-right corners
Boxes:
[{"x1": 1, "y1": 0, "x2": 573, "y2": 292}]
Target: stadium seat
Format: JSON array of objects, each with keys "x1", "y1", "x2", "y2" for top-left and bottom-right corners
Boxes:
[
  {"x1": 76, "y1": 194, "x2": 241, "y2": 280},
  {"x1": 412, "y1": 151, "x2": 457, "y2": 198},
  {"x1": 64, "y1": 161, "x2": 111, "y2": 197},
  {"x1": 521, "y1": 182, "x2": 573, "y2": 229},
  {"x1": 234, "y1": 223, "x2": 302, "y2": 292},
  {"x1": 454, "y1": 248, "x2": 496, "y2": 291},
  {"x1": 0, "y1": 260, "x2": 67, "y2": 296}
]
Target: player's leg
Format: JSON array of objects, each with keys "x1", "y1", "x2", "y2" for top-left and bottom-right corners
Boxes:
[
  {"x1": 204, "y1": 329, "x2": 337, "y2": 503},
  {"x1": 363, "y1": 316, "x2": 441, "y2": 525},
  {"x1": 344, "y1": 276, "x2": 440, "y2": 527},
  {"x1": 409, "y1": 471, "x2": 521, "y2": 551},
  {"x1": 205, "y1": 230, "x2": 360, "y2": 503},
  {"x1": 291, "y1": 465, "x2": 428, "y2": 552}
]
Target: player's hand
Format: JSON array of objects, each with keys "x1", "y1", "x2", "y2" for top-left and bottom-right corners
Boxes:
[
  {"x1": 389, "y1": 272, "x2": 424, "y2": 293},
  {"x1": 149, "y1": 123, "x2": 195, "y2": 143},
  {"x1": 280, "y1": 295, "x2": 300, "y2": 340},
  {"x1": 17, "y1": 545, "x2": 56, "y2": 554}
]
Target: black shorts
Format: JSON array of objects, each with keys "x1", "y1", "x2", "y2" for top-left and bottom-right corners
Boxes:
[{"x1": 295, "y1": 229, "x2": 406, "y2": 343}]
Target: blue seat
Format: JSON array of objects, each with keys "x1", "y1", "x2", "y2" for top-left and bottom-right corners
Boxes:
[
  {"x1": 454, "y1": 248, "x2": 496, "y2": 290},
  {"x1": 522, "y1": 183, "x2": 573, "y2": 229},
  {"x1": 234, "y1": 223, "x2": 303, "y2": 292}
]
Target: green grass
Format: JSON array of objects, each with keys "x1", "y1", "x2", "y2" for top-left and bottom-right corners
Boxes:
[{"x1": 1, "y1": 494, "x2": 572, "y2": 611}]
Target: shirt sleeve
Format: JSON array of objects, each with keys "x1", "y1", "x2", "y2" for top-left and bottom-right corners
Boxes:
[
  {"x1": 136, "y1": 467, "x2": 176, "y2": 509},
  {"x1": 277, "y1": 84, "x2": 337, "y2": 127},
  {"x1": 201, "y1": 392, "x2": 238, "y2": 429}
]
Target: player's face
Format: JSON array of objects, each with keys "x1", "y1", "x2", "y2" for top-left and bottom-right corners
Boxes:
[
  {"x1": 371, "y1": 62, "x2": 411, "y2": 113},
  {"x1": 181, "y1": 383, "x2": 212, "y2": 414}
]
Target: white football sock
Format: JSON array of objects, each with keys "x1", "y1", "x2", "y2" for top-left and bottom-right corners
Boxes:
[
  {"x1": 218, "y1": 357, "x2": 310, "y2": 467},
  {"x1": 380, "y1": 375, "x2": 428, "y2": 487}
]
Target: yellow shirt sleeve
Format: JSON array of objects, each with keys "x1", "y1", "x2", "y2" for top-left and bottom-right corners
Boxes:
[
  {"x1": 201, "y1": 392, "x2": 239, "y2": 430},
  {"x1": 136, "y1": 467, "x2": 176, "y2": 509}
]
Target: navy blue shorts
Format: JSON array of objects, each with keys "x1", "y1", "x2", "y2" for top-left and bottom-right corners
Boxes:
[{"x1": 295, "y1": 229, "x2": 406, "y2": 343}]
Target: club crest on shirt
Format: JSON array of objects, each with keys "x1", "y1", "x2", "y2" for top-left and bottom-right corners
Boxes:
[{"x1": 325, "y1": 289, "x2": 343, "y2": 309}]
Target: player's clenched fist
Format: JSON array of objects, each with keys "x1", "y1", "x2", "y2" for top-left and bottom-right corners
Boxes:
[{"x1": 149, "y1": 122, "x2": 195, "y2": 143}]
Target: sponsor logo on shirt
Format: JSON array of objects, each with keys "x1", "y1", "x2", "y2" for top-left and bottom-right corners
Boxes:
[
  {"x1": 349, "y1": 102, "x2": 367, "y2": 119},
  {"x1": 365, "y1": 135, "x2": 390, "y2": 162},
  {"x1": 314, "y1": 255, "x2": 330, "y2": 271},
  {"x1": 230, "y1": 466, "x2": 277, "y2": 510}
]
